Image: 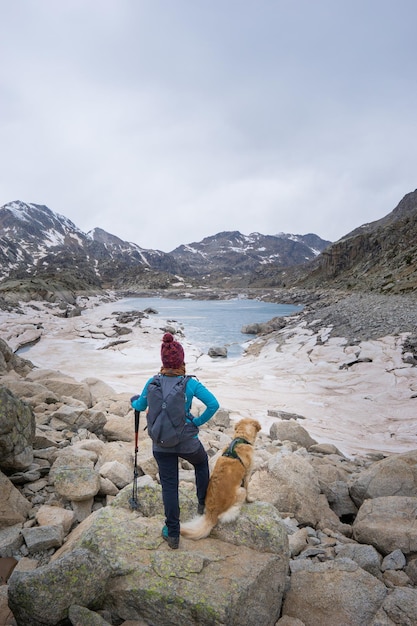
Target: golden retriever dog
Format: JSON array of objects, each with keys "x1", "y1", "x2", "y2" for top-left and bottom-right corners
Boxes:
[{"x1": 180, "y1": 417, "x2": 261, "y2": 540}]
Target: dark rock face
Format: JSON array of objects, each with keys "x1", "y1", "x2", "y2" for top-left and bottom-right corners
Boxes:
[
  {"x1": 0, "y1": 386, "x2": 35, "y2": 472},
  {"x1": 314, "y1": 191, "x2": 417, "y2": 292},
  {"x1": 248, "y1": 189, "x2": 417, "y2": 294},
  {"x1": 290, "y1": 190, "x2": 417, "y2": 294}
]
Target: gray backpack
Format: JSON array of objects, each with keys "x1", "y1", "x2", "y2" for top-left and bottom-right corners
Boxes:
[{"x1": 146, "y1": 375, "x2": 194, "y2": 447}]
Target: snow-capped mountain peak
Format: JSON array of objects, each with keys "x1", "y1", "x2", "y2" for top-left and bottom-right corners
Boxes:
[{"x1": 0, "y1": 200, "x2": 331, "y2": 287}]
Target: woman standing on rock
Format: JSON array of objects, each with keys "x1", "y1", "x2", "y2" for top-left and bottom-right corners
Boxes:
[{"x1": 130, "y1": 332, "x2": 219, "y2": 549}]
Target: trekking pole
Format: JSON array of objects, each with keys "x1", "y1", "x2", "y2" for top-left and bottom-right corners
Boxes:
[{"x1": 129, "y1": 410, "x2": 140, "y2": 510}]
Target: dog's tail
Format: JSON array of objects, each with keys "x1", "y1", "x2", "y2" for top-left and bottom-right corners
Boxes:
[{"x1": 180, "y1": 511, "x2": 218, "y2": 540}]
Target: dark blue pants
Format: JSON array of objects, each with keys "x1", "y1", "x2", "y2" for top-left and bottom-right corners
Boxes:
[{"x1": 153, "y1": 442, "x2": 209, "y2": 538}]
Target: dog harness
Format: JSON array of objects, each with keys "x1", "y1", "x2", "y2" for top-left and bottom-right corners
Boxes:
[{"x1": 222, "y1": 437, "x2": 251, "y2": 467}]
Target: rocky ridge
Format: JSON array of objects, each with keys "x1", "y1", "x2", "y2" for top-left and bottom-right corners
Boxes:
[
  {"x1": 1, "y1": 189, "x2": 417, "y2": 299},
  {"x1": 0, "y1": 292, "x2": 417, "y2": 625},
  {"x1": 169, "y1": 231, "x2": 330, "y2": 280},
  {"x1": 0, "y1": 201, "x2": 330, "y2": 294},
  {"x1": 250, "y1": 189, "x2": 417, "y2": 294}
]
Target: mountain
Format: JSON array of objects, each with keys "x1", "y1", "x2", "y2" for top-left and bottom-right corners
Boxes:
[
  {"x1": 169, "y1": 231, "x2": 330, "y2": 281},
  {"x1": 310, "y1": 189, "x2": 417, "y2": 293},
  {"x1": 0, "y1": 200, "x2": 330, "y2": 291},
  {"x1": 0, "y1": 201, "x2": 178, "y2": 290},
  {"x1": 251, "y1": 189, "x2": 417, "y2": 294},
  {"x1": 0, "y1": 201, "x2": 100, "y2": 288},
  {"x1": 4, "y1": 192, "x2": 415, "y2": 296}
]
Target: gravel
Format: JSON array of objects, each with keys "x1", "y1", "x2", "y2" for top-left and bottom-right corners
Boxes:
[{"x1": 289, "y1": 291, "x2": 417, "y2": 345}]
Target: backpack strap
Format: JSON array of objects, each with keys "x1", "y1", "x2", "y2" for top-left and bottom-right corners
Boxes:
[{"x1": 148, "y1": 373, "x2": 195, "y2": 415}]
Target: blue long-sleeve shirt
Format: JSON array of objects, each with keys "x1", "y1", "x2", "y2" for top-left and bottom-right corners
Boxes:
[{"x1": 131, "y1": 375, "x2": 219, "y2": 428}]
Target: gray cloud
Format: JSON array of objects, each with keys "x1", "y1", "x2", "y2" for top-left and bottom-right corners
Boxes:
[{"x1": 1, "y1": 0, "x2": 416, "y2": 251}]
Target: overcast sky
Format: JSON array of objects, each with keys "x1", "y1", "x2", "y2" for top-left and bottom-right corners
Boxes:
[{"x1": 1, "y1": 1, "x2": 416, "y2": 252}]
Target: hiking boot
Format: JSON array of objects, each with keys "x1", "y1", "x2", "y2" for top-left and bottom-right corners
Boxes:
[
  {"x1": 197, "y1": 503, "x2": 205, "y2": 515},
  {"x1": 161, "y1": 525, "x2": 179, "y2": 550},
  {"x1": 164, "y1": 535, "x2": 179, "y2": 549}
]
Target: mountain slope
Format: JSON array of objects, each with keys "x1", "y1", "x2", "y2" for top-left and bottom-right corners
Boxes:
[
  {"x1": 0, "y1": 201, "x2": 330, "y2": 290},
  {"x1": 0, "y1": 201, "x2": 101, "y2": 288},
  {"x1": 169, "y1": 231, "x2": 330, "y2": 279},
  {"x1": 0, "y1": 201, "x2": 178, "y2": 288},
  {"x1": 311, "y1": 189, "x2": 417, "y2": 293},
  {"x1": 251, "y1": 190, "x2": 417, "y2": 294},
  {"x1": 2, "y1": 194, "x2": 416, "y2": 295}
]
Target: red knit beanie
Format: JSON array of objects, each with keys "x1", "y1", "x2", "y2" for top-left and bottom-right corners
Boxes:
[{"x1": 161, "y1": 332, "x2": 185, "y2": 369}]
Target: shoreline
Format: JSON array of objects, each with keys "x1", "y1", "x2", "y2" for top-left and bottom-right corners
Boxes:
[{"x1": 0, "y1": 289, "x2": 416, "y2": 459}]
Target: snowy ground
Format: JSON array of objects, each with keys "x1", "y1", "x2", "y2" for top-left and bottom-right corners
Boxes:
[{"x1": 1, "y1": 293, "x2": 416, "y2": 459}]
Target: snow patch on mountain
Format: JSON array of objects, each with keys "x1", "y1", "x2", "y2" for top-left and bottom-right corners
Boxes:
[{"x1": 0, "y1": 200, "x2": 332, "y2": 285}]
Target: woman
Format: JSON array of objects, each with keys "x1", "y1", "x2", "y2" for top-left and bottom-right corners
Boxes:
[{"x1": 131, "y1": 332, "x2": 219, "y2": 549}]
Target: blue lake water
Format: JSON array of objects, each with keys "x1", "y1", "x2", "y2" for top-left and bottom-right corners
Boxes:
[{"x1": 116, "y1": 297, "x2": 302, "y2": 358}]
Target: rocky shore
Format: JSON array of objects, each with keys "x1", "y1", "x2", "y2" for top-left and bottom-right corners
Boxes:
[
  {"x1": 294, "y1": 290, "x2": 417, "y2": 345},
  {"x1": 1, "y1": 286, "x2": 416, "y2": 347},
  {"x1": 1, "y1": 288, "x2": 416, "y2": 457},
  {"x1": 1, "y1": 288, "x2": 417, "y2": 625},
  {"x1": 119, "y1": 286, "x2": 417, "y2": 345}
]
